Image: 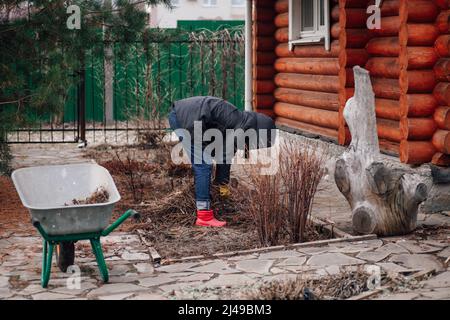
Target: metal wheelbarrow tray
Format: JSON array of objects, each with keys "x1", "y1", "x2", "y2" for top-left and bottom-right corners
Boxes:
[{"x1": 12, "y1": 163, "x2": 139, "y2": 288}]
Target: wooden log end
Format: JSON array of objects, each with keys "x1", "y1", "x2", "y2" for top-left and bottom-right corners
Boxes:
[{"x1": 352, "y1": 206, "x2": 377, "y2": 235}]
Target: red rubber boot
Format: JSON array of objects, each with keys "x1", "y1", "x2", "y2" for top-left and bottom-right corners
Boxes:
[{"x1": 195, "y1": 210, "x2": 227, "y2": 227}]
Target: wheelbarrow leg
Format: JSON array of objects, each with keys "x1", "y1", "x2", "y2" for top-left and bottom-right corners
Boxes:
[
  {"x1": 41, "y1": 240, "x2": 54, "y2": 288},
  {"x1": 90, "y1": 238, "x2": 109, "y2": 283}
]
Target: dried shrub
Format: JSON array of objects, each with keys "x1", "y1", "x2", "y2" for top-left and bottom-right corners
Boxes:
[
  {"x1": 236, "y1": 165, "x2": 285, "y2": 247},
  {"x1": 244, "y1": 170, "x2": 284, "y2": 246},
  {"x1": 138, "y1": 130, "x2": 166, "y2": 149},
  {"x1": 246, "y1": 270, "x2": 370, "y2": 300},
  {"x1": 279, "y1": 141, "x2": 327, "y2": 243},
  {"x1": 234, "y1": 141, "x2": 327, "y2": 246},
  {"x1": 112, "y1": 150, "x2": 152, "y2": 203}
]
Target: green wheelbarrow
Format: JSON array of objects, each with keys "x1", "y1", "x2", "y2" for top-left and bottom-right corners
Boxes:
[{"x1": 12, "y1": 163, "x2": 140, "y2": 288}]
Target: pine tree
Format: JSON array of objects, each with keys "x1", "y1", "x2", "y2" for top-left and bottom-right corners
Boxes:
[{"x1": 0, "y1": 0, "x2": 171, "y2": 131}]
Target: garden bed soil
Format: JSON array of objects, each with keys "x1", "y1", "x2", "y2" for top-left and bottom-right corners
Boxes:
[
  {"x1": 0, "y1": 176, "x2": 34, "y2": 235},
  {"x1": 85, "y1": 144, "x2": 334, "y2": 260}
]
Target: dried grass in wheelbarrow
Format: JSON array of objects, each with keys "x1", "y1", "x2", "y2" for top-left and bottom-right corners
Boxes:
[{"x1": 68, "y1": 187, "x2": 110, "y2": 206}]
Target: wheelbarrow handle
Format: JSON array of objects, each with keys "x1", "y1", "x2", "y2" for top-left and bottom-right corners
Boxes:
[
  {"x1": 32, "y1": 219, "x2": 50, "y2": 240},
  {"x1": 101, "y1": 209, "x2": 140, "y2": 237}
]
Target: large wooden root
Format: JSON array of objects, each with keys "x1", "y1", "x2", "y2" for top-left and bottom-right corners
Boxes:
[{"x1": 334, "y1": 67, "x2": 429, "y2": 236}]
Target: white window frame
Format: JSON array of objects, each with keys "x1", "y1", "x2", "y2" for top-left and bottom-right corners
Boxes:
[
  {"x1": 231, "y1": 0, "x2": 245, "y2": 7},
  {"x1": 202, "y1": 0, "x2": 218, "y2": 7},
  {"x1": 288, "y1": 0, "x2": 330, "y2": 51}
]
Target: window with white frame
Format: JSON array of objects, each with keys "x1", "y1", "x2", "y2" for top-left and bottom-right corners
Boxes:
[
  {"x1": 203, "y1": 0, "x2": 218, "y2": 7},
  {"x1": 231, "y1": 0, "x2": 245, "y2": 7},
  {"x1": 289, "y1": 0, "x2": 330, "y2": 51},
  {"x1": 171, "y1": 0, "x2": 181, "y2": 7}
]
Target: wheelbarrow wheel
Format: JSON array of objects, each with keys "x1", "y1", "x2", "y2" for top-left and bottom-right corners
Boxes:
[{"x1": 55, "y1": 241, "x2": 75, "y2": 272}]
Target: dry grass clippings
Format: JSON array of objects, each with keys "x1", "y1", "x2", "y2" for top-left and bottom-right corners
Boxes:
[
  {"x1": 246, "y1": 269, "x2": 370, "y2": 300},
  {"x1": 68, "y1": 187, "x2": 110, "y2": 206}
]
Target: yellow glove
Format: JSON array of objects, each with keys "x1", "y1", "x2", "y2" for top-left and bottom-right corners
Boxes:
[{"x1": 219, "y1": 185, "x2": 231, "y2": 198}]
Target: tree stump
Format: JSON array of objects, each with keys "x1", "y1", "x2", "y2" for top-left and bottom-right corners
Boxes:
[{"x1": 334, "y1": 66, "x2": 429, "y2": 236}]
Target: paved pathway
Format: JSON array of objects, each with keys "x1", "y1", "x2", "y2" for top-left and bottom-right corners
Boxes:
[{"x1": 0, "y1": 228, "x2": 449, "y2": 300}]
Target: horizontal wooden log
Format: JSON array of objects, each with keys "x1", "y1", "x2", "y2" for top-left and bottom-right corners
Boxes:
[
  {"x1": 275, "y1": 0, "x2": 288, "y2": 14},
  {"x1": 404, "y1": 94, "x2": 438, "y2": 117},
  {"x1": 255, "y1": 0, "x2": 275, "y2": 8},
  {"x1": 401, "y1": 117, "x2": 437, "y2": 140},
  {"x1": 275, "y1": 42, "x2": 340, "y2": 58},
  {"x1": 334, "y1": 27, "x2": 372, "y2": 48},
  {"x1": 254, "y1": 7, "x2": 276, "y2": 22},
  {"x1": 341, "y1": 0, "x2": 374, "y2": 8},
  {"x1": 255, "y1": 37, "x2": 277, "y2": 51},
  {"x1": 370, "y1": 17, "x2": 439, "y2": 45},
  {"x1": 407, "y1": 47, "x2": 439, "y2": 69},
  {"x1": 274, "y1": 12, "x2": 288, "y2": 28},
  {"x1": 370, "y1": 0, "x2": 438, "y2": 22},
  {"x1": 255, "y1": 94, "x2": 275, "y2": 109},
  {"x1": 332, "y1": 7, "x2": 367, "y2": 28},
  {"x1": 366, "y1": 57, "x2": 400, "y2": 78},
  {"x1": 407, "y1": 70, "x2": 437, "y2": 92},
  {"x1": 365, "y1": 72, "x2": 436, "y2": 96},
  {"x1": 434, "y1": 59, "x2": 450, "y2": 82},
  {"x1": 274, "y1": 102, "x2": 340, "y2": 129},
  {"x1": 366, "y1": 55, "x2": 438, "y2": 77},
  {"x1": 406, "y1": 24, "x2": 440, "y2": 46},
  {"x1": 254, "y1": 52, "x2": 277, "y2": 65},
  {"x1": 400, "y1": 140, "x2": 436, "y2": 164},
  {"x1": 254, "y1": 65, "x2": 276, "y2": 80},
  {"x1": 256, "y1": 108, "x2": 275, "y2": 118},
  {"x1": 432, "y1": 129, "x2": 450, "y2": 154},
  {"x1": 367, "y1": 40, "x2": 438, "y2": 69},
  {"x1": 255, "y1": 80, "x2": 276, "y2": 94},
  {"x1": 377, "y1": 118, "x2": 402, "y2": 142},
  {"x1": 435, "y1": 35, "x2": 450, "y2": 58},
  {"x1": 347, "y1": 49, "x2": 370, "y2": 66},
  {"x1": 434, "y1": 0, "x2": 449, "y2": 9},
  {"x1": 275, "y1": 27, "x2": 288, "y2": 43},
  {"x1": 432, "y1": 152, "x2": 450, "y2": 166},
  {"x1": 255, "y1": 22, "x2": 277, "y2": 37},
  {"x1": 436, "y1": 10, "x2": 450, "y2": 33},
  {"x1": 274, "y1": 87, "x2": 339, "y2": 111},
  {"x1": 434, "y1": 106, "x2": 450, "y2": 130},
  {"x1": 255, "y1": 94, "x2": 276, "y2": 109},
  {"x1": 375, "y1": 98, "x2": 401, "y2": 120},
  {"x1": 366, "y1": 37, "x2": 400, "y2": 56},
  {"x1": 275, "y1": 116, "x2": 339, "y2": 141},
  {"x1": 275, "y1": 73, "x2": 340, "y2": 93},
  {"x1": 379, "y1": 138, "x2": 400, "y2": 156},
  {"x1": 371, "y1": 77, "x2": 401, "y2": 99},
  {"x1": 434, "y1": 82, "x2": 450, "y2": 106},
  {"x1": 274, "y1": 57, "x2": 339, "y2": 75}
]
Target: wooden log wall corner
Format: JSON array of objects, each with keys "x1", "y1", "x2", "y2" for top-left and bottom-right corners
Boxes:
[
  {"x1": 335, "y1": 66, "x2": 429, "y2": 236},
  {"x1": 431, "y1": 2, "x2": 450, "y2": 166},
  {"x1": 253, "y1": 0, "x2": 277, "y2": 118}
]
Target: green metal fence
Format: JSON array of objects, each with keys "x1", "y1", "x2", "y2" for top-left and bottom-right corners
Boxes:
[{"x1": 7, "y1": 23, "x2": 245, "y2": 143}]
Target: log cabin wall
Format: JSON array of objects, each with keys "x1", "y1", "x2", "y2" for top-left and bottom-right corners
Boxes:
[
  {"x1": 253, "y1": 0, "x2": 277, "y2": 118},
  {"x1": 431, "y1": 1, "x2": 450, "y2": 165},
  {"x1": 253, "y1": 0, "x2": 449, "y2": 166},
  {"x1": 396, "y1": 0, "x2": 441, "y2": 164},
  {"x1": 273, "y1": 0, "x2": 342, "y2": 142}
]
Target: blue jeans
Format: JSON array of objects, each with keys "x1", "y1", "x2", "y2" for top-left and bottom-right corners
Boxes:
[{"x1": 168, "y1": 110, "x2": 230, "y2": 210}]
